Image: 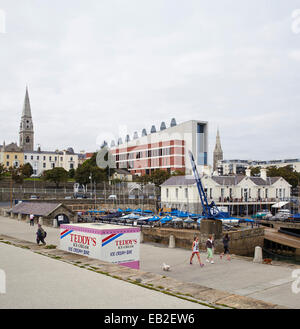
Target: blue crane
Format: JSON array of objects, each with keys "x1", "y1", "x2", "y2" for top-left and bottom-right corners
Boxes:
[{"x1": 188, "y1": 151, "x2": 222, "y2": 219}]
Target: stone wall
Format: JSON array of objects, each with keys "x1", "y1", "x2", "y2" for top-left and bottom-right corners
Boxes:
[{"x1": 141, "y1": 226, "x2": 265, "y2": 256}]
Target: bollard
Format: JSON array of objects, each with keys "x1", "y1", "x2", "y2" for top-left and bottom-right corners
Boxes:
[
  {"x1": 253, "y1": 246, "x2": 263, "y2": 263},
  {"x1": 169, "y1": 235, "x2": 175, "y2": 248},
  {"x1": 10, "y1": 212, "x2": 14, "y2": 218}
]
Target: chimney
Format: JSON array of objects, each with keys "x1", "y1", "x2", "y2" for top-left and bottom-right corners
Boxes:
[
  {"x1": 245, "y1": 168, "x2": 251, "y2": 177},
  {"x1": 260, "y1": 168, "x2": 267, "y2": 180}
]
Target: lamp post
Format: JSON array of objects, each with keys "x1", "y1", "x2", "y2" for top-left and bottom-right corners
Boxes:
[{"x1": 89, "y1": 173, "x2": 92, "y2": 200}]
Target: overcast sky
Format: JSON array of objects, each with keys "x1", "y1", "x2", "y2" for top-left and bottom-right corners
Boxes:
[{"x1": 0, "y1": 0, "x2": 300, "y2": 165}]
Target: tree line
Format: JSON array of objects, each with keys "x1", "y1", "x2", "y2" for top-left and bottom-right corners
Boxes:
[{"x1": 0, "y1": 152, "x2": 185, "y2": 188}]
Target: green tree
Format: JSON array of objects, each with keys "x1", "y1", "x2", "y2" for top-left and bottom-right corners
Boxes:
[
  {"x1": 9, "y1": 167, "x2": 24, "y2": 185},
  {"x1": 250, "y1": 166, "x2": 260, "y2": 177},
  {"x1": 75, "y1": 153, "x2": 108, "y2": 185},
  {"x1": 21, "y1": 163, "x2": 34, "y2": 178},
  {"x1": 266, "y1": 165, "x2": 300, "y2": 188},
  {"x1": 0, "y1": 164, "x2": 6, "y2": 181},
  {"x1": 42, "y1": 167, "x2": 69, "y2": 188},
  {"x1": 68, "y1": 168, "x2": 75, "y2": 179},
  {"x1": 172, "y1": 169, "x2": 185, "y2": 176},
  {"x1": 148, "y1": 169, "x2": 171, "y2": 187}
]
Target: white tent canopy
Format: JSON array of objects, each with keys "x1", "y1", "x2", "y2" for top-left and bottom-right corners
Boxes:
[{"x1": 271, "y1": 201, "x2": 289, "y2": 208}]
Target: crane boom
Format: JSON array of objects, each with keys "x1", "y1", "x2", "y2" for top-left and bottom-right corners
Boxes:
[{"x1": 188, "y1": 151, "x2": 220, "y2": 219}]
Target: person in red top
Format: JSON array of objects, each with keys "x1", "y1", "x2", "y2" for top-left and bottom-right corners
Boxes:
[{"x1": 190, "y1": 236, "x2": 204, "y2": 267}]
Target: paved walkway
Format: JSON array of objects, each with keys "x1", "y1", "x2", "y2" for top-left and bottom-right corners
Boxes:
[
  {"x1": 0, "y1": 216, "x2": 299, "y2": 308},
  {"x1": 0, "y1": 217, "x2": 208, "y2": 309}
]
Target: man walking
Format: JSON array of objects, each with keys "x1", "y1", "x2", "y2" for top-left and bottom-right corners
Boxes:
[{"x1": 36, "y1": 224, "x2": 47, "y2": 245}]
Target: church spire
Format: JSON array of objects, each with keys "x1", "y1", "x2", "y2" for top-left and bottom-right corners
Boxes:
[
  {"x1": 19, "y1": 86, "x2": 34, "y2": 151},
  {"x1": 22, "y1": 86, "x2": 32, "y2": 118},
  {"x1": 213, "y1": 128, "x2": 223, "y2": 173}
]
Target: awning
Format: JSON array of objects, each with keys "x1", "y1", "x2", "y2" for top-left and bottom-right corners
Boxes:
[{"x1": 271, "y1": 201, "x2": 289, "y2": 208}]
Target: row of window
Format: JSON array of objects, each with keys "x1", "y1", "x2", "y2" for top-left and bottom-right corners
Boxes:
[
  {"x1": 24, "y1": 155, "x2": 74, "y2": 161},
  {"x1": 165, "y1": 187, "x2": 286, "y2": 200},
  {"x1": 115, "y1": 148, "x2": 173, "y2": 161}
]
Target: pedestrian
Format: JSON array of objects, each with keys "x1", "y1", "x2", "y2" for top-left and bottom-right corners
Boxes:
[
  {"x1": 36, "y1": 224, "x2": 47, "y2": 245},
  {"x1": 29, "y1": 214, "x2": 34, "y2": 226},
  {"x1": 220, "y1": 233, "x2": 231, "y2": 261},
  {"x1": 190, "y1": 237, "x2": 204, "y2": 267},
  {"x1": 206, "y1": 235, "x2": 215, "y2": 264}
]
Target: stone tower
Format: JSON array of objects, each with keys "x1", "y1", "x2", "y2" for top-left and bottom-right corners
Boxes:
[
  {"x1": 19, "y1": 87, "x2": 34, "y2": 151},
  {"x1": 213, "y1": 128, "x2": 223, "y2": 172}
]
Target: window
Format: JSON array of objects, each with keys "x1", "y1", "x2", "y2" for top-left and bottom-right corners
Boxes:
[
  {"x1": 6, "y1": 162, "x2": 9, "y2": 167},
  {"x1": 6, "y1": 155, "x2": 9, "y2": 159},
  {"x1": 43, "y1": 156, "x2": 46, "y2": 161},
  {"x1": 25, "y1": 155, "x2": 27, "y2": 160},
  {"x1": 55, "y1": 157, "x2": 57, "y2": 161},
  {"x1": 15, "y1": 155, "x2": 18, "y2": 160},
  {"x1": 31, "y1": 156, "x2": 33, "y2": 160},
  {"x1": 52, "y1": 163, "x2": 55, "y2": 168},
  {"x1": 26, "y1": 136, "x2": 30, "y2": 143},
  {"x1": 60, "y1": 157, "x2": 63, "y2": 161},
  {"x1": 210, "y1": 188, "x2": 213, "y2": 199},
  {"x1": 176, "y1": 188, "x2": 178, "y2": 199},
  {"x1": 49, "y1": 156, "x2": 52, "y2": 161},
  {"x1": 185, "y1": 188, "x2": 188, "y2": 199},
  {"x1": 265, "y1": 189, "x2": 268, "y2": 198},
  {"x1": 166, "y1": 188, "x2": 169, "y2": 198},
  {"x1": 37, "y1": 156, "x2": 39, "y2": 160},
  {"x1": 221, "y1": 188, "x2": 224, "y2": 198},
  {"x1": 43, "y1": 163, "x2": 46, "y2": 168},
  {"x1": 70, "y1": 163, "x2": 74, "y2": 169}
]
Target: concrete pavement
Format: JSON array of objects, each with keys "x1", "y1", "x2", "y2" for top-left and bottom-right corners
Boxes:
[
  {"x1": 0, "y1": 216, "x2": 299, "y2": 308},
  {"x1": 0, "y1": 241, "x2": 208, "y2": 309}
]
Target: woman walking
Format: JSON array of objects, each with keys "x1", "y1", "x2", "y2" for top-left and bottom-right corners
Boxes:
[
  {"x1": 190, "y1": 237, "x2": 204, "y2": 267},
  {"x1": 220, "y1": 233, "x2": 231, "y2": 261},
  {"x1": 206, "y1": 235, "x2": 214, "y2": 264}
]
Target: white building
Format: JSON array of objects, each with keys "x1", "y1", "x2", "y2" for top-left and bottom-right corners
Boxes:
[
  {"x1": 161, "y1": 168, "x2": 292, "y2": 215},
  {"x1": 24, "y1": 147, "x2": 79, "y2": 176},
  {"x1": 110, "y1": 119, "x2": 209, "y2": 176},
  {"x1": 218, "y1": 158, "x2": 300, "y2": 175}
]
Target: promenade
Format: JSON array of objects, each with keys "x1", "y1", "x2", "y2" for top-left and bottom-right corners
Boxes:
[{"x1": 0, "y1": 216, "x2": 299, "y2": 308}]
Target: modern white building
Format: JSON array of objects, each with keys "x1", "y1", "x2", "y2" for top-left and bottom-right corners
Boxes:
[
  {"x1": 160, "y1": 168, "x2": 292, "y2": 215},
  {"x1": 218, "y1": 158, "x2": 300, "y2": 175},
  {"x1": 110, "y1": 119, "x2": 209, "y2": 176},
  {"x1": 24, "y1": 147, "x2": 79, "y2": 176}
]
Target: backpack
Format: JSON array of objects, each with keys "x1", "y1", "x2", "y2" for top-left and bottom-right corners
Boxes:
[{"x1": 43, "y1": 231, "x2": 47, "y2": 238}]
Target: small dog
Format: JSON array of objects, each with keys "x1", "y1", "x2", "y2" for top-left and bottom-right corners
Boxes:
[
  {"x1": 162, "y1": 263, "x2": 170, "y2": 271},
  {"x1": 263, "y1": 258, "x2": 272, "y2": 265}
]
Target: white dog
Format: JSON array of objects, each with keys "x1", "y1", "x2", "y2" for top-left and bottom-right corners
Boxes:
[{"x1": 162, "y1": 263, "x2": 170, "y2": 271}]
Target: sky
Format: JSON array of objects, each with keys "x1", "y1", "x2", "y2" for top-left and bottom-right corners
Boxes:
[{"x1": 0, "y1": 0, "x2": 300, "y2": 166}]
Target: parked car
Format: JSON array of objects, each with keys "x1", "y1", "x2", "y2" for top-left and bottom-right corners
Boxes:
[
  {"x1": 30, "y1": 195, "x2": 38, "y2": 200},
  {"x1": 108, "y1": 195, "x2": 117, "y2": 200}
]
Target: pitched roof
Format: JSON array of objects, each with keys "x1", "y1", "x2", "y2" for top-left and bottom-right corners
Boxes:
[
  {"x1": 161, "y1": 176, "x2": 196, "y2": 186},
  {"x1": 161, "y1": 175, "x2": 285, "y2": 187},
  {"x1": 11, "y1": 202, "x2": 64, "y2": 216}
]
